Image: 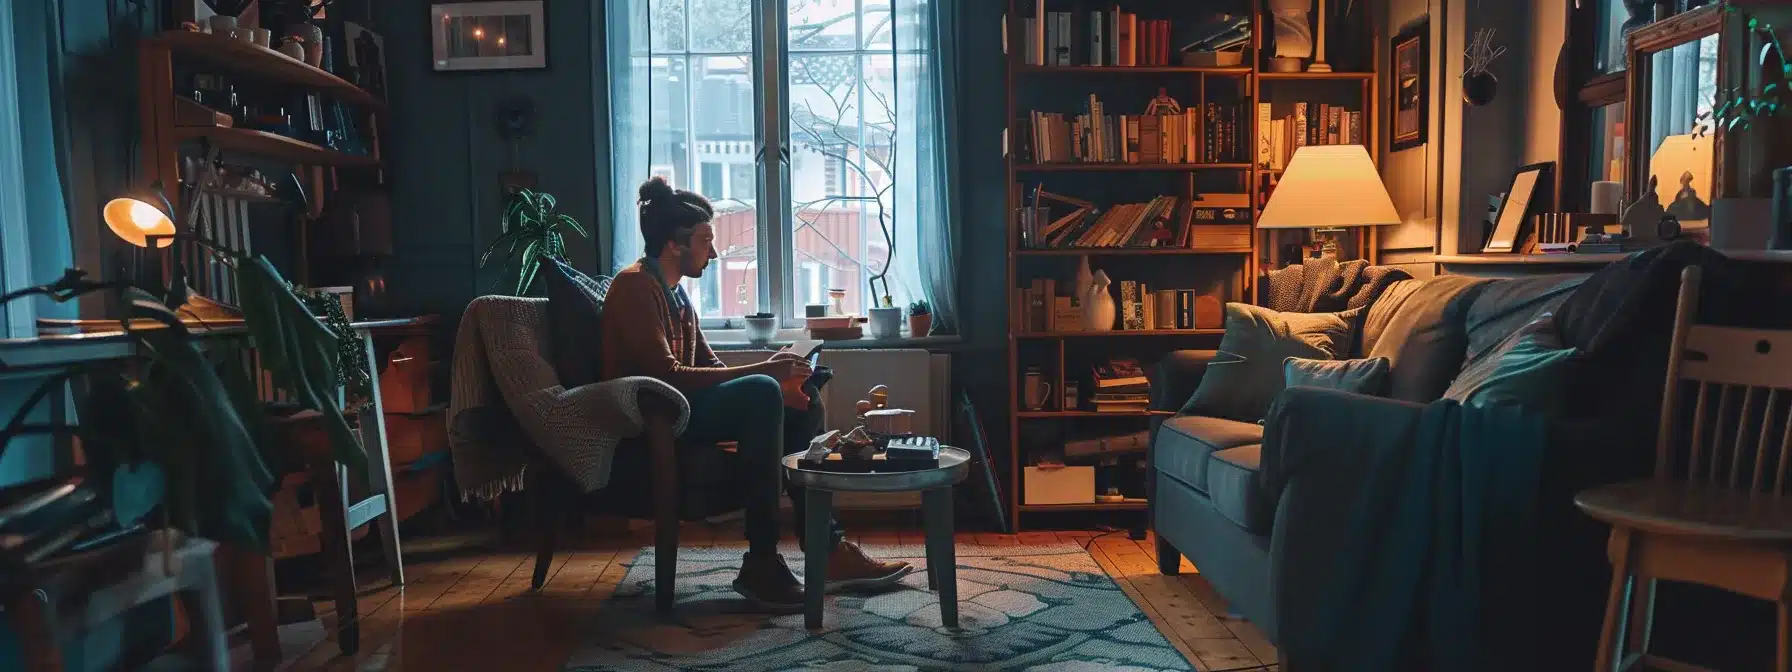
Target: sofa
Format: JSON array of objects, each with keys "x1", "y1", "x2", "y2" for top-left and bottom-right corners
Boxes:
[{"x1": 1145, "y1": 243, "x2": 1751, "y2": 669}]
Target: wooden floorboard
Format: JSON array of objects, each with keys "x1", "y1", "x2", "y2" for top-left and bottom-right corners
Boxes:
[{"x1": 248, "y1": 521, "x2": 1278, "y2": 671}]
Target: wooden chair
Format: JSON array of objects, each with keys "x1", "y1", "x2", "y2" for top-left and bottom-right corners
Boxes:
[{"x1": 1575, "y1": 264, "x2": 1792, "y2": 671}]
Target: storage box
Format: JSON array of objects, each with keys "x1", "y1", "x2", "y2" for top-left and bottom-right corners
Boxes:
[
  {"x1": 1024, "y1": 465, "x2": 1095, "y2": 505},
  {"x1": 384, "y1": 405, "x2": 448, "y2": 467}
]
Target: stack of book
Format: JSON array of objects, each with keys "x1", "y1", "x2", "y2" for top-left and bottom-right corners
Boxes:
[
  {"x1": 1089, "y1": 359, "x2": 1150, "y2": 413},
  {"x1": 1257, "y1": 102, "x2": 1366, "y2": 171},
  {"x1": 1021, "y1": 5, "x2": 1179, "y2": 67},
  {"x1": 1023, "y1": 95, "x2": 1251, "y2": 165}
]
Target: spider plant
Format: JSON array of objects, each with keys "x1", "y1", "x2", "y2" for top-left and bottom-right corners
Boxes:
[{"x1": 479, "y1": 188, "x2": 589, "y2": 296}]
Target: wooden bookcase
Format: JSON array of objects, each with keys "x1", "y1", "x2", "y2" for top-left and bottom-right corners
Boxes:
[{"x1": 1003, "y1": 1, "x2": 1379, "y2": 532}]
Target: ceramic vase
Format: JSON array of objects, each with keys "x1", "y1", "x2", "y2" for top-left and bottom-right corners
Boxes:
[
  {"x1": 868, "y1": 306, "x2": 902, "y2": 339},
  {"x1": 207, "y1": 15, "x2": 238, "y2": 37},
  {"x1": 287, "y1": 22, "x2": 325, "y2": 67},
  {"x1": 1085, "y1": 270, "x2": 1116, "y2": 332},
  {"x1": 1074, "y1": 255, "x2": 1094, "y2": 301}
]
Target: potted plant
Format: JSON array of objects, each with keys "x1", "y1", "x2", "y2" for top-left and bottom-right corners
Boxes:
[
  {"x1": 908, "y1": 300, "x2": 932, "y2": 337},
  {"x1": 478, "y1": 187, "x2": 590, "y2": 296}
]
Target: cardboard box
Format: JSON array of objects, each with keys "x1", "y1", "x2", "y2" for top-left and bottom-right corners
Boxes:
[{"x1": 1024, "y1": 465, "x2": 1095, "y2": 505}]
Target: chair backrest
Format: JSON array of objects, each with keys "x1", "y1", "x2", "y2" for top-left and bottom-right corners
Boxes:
[{"x1": 1656, "y1": 265, "x2": 1792, "y2": 494}]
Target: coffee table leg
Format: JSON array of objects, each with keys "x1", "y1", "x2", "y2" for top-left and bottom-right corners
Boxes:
[
  {"x1": 805, "y1": 488, "x2": 832, "y2": 629},
  {"x1": 922, "y1": 487, "x2": 957, "y2": 628}
]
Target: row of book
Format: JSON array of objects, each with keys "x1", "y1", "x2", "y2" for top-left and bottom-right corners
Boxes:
[
  {"x1": 1257, "y1": 102, "x2": 1366, "y2": 171},
  {"x1": 1014, "y1": 279, "x2": 1221, "y2": 333},
  {"x1": 1019, "y1": 5, "x2": 1252, "y2": 68},
  {"x1": 1015, "y1": 193, "x2": 1253, "y2": 250},
  {"x1": 1023, "y1": 99, "x2": 1252, "y2": 165}
]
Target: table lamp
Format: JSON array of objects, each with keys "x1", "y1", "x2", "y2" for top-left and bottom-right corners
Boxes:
[
  {"x1": 1257, "y1": 145, "x2": 1400, "y2": 259},
  {"x1": 103, "y1": 182, "x2": 180, "y2": 290}
]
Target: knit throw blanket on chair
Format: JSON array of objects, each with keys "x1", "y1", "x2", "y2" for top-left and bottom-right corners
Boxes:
[
  {"x1": 446, "y1": 296, "x2": 690, "y2": 501},
  {"x1": 1262, "y1": 257, "x2": 1412, "y2": 313}
]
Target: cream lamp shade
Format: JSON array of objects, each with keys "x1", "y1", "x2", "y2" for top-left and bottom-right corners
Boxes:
[
  {"x1": 1257, "y1": 145, "x2": 1400, "y2": 230},
  {"x1": 103, "y1": 188, "x2": 177, "y2": 248}
]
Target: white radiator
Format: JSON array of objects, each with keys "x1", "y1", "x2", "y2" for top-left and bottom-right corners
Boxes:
[{"x1": 717, "y1": 348, "x2": 951, "y2": 511}]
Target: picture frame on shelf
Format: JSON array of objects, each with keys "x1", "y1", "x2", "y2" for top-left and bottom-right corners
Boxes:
[
  {"x1": 430, "y1": 1, "x2": 547, "y2": 72},
  {"x1": 1390, "y1": 19, "x2": 1429, "y2": 152},
  {"x1": 1482, "y1": 162, "x2": 1555, "y2": 253},
  {"x1": 344, "y1": 21, "x2": 388, "y2": 100}
]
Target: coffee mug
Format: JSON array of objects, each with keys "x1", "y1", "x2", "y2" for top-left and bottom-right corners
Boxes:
[
  {"x1": 252, "y1": 28, "x2": 272, "y2": 47},
  {"x1": 1023, "y1": 371, "x2": 1053, "y2": 411}
]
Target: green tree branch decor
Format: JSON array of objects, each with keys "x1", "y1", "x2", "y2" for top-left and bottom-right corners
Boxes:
[
  {"x1": 478, "y1": 188, "x2": 589, "y2": 296},
  {"x1": 1698, "y1": 9, "x2": 1789, "y2": 137}
]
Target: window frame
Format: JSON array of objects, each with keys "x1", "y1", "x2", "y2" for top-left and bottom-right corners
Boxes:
[
  {"x1": 1558, "y1": 0, "x2": 1632, "y2": 213},
  {"x1": 639, "y1": 0, "x2": 923, "y2": 330}
]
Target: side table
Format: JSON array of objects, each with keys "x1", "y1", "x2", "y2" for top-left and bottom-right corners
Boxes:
[{"x1": 783, "y1": 447, "x2": 972, "y2": 629}]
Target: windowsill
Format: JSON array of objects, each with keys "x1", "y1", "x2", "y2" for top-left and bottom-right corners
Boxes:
[{"x1": 703, "y1": 327, "x2": 963, "y2": 351}]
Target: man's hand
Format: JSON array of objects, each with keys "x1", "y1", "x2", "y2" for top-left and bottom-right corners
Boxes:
[{"x1": 763, "y1": 356, "x2": 813, "y2": 384}]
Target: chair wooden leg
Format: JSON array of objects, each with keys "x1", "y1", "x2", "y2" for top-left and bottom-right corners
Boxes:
[
  {"x1": 220, "y1": 542, "x2": 281, "y2": 662},
  {"x1": 1156, "y1": 534, "x2": 1181, "y2": 575},
  {"x1": 360, "y1": 332, "x2": 405, "y2": 588},
  {"x1": 1625, "y1": 577, "x2": 1657, "y2": 661},
  {"x1": 1778, "y1": 599, "x2": 1791, "y2": 672},
  {"x1": 311, "y1": 459, "x2": 361, "y2": 655},
  {"x1": 179, "y1": 553, "x2": 232, "y2": 671},
  {"x1": 1596, "y1": 528, "x2": 1636, "y2": 672},
  {"x1": 531, "y1": 474, "x2": 562, "y2": 591},
  {"x1": 644, "y1": 396, "x2": 680, "y2": 615}
]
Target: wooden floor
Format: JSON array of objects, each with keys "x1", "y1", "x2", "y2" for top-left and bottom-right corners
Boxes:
[{"x1": 261, "y1": 521, "x2": 1278, "y2": 671}]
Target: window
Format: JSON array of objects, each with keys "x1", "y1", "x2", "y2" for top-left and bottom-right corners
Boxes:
[
  {"x1": 610, "y1": 0, "x2": 945, "y2": 326},
  {"x1": 1587, "y1": 102, "x2": 1626, "y2": 185},
  {"x1": 1561, "y1": 0, "x2": 1642, "y2": 210},
  {"x1": 0, "y1": 7, "x2": 33, "y2": 337}
]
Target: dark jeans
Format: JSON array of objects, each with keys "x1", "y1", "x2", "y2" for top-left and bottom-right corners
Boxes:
[{"x1": 680, "y1": 374, "x2": 845, "y2": 555}]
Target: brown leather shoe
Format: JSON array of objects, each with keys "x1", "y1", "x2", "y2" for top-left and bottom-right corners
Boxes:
[
  {"x1": 732, "y1": 552, "x2": 804, "y2": 613},
  {"x1": 824, "y1": 541, "x2": 913, "y2": 593}
]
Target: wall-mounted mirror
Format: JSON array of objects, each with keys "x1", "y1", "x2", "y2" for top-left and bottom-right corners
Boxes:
[{"x1": 1626, "y1": 6, "x2": 1724, "y2": 232}]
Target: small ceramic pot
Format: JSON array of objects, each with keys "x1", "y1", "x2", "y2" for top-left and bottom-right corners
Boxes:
[
  {"x1": 288, "y1": 23, "x2": 326, "y2": 67},
  {"x1": 207, "y1": 15, "x2": 237, "y2": 36},
  {"x1": 868, "y1": 306, "x2": 902, "y2": 339},
  {"x1": 252, "y1": 28, "x2": 272, "y2": 48},
  {"x1": 908, "y1": 313, "x2": 931, "y2": 337},
  {"x1": 278, "y1": 37, "x2": 306, "y2": 60},
  {"x1": 744, "y1": 314, "x2": 777, "y2": 345}
]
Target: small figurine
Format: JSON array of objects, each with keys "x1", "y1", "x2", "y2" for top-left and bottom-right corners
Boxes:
[
  {"x1": 1621, "y1": 176, "x2": 1668, "y2": 242},
  {"x1": 804, "y1": 429, "x2": 840, "y2": 462}
]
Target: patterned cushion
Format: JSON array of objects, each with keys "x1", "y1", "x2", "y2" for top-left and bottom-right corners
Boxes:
[{"x1": 539, "y1": 259, "x2": 613, "y2": 388}]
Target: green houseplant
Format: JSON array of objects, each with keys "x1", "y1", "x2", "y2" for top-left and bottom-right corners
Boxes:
[
  {"x1": 478, "y1": 188, "x2": 590, "y2": 296},
  {"x1": 908, "y1": 299, "x2": 931, "y2": 337}
]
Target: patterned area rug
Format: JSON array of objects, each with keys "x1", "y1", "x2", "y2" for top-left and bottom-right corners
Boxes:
[{"x1": 562, "y1": 543, "x2": 1196, "y2": 671}]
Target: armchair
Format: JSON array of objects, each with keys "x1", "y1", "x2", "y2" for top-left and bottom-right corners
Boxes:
[{"x1": 448, "y1": 296, "x2": 706, "y2": 612}]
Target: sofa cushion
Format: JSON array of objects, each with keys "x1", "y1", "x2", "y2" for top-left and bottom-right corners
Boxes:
[
  {"x1": 1445, "y1": 315, "x2": 1580, "y2": 412},
  {"x1": 1155, "y1": 415, "x2": 1264, "y2": 493},
  {"x1": 1206, "y1": 444, "x2": 1274, "y2": 535},
  {"x1": 1181, "y1": 304, "x2": 1361, "y2": 422},
  {"x1": 539, "y1": 258, "x2": 612, "y2": 388},
  {"x1": 1462, "y1": 274, "x2": 1585, "y2": 364},
  {"x1": 1366, "y1": 275, "x2": 1488, "y2": 403},
  {"x1": 1284, "y1": 356, "x2": 1391, "y2": 396},
  {"x1": 1359, "y1": 278, "x2": 1424, "y2": 356}
]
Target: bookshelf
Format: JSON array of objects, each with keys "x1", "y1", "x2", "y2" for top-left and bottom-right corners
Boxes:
[{"x1": 1003, "y1": 1, "x2": 1378, "y2": 532}]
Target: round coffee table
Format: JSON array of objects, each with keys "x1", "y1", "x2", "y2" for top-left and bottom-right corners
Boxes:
[{"x1": 783, "y1": 446, "x2": 972, "y2": 629}]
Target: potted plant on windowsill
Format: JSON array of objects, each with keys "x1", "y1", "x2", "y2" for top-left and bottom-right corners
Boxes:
[{"x1": 907, "y1": 300, "x2": 931, "y2": 337}]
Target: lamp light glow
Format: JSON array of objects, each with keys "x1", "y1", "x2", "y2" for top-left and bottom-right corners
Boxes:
[
  {"x1": 1257, "y1": 145, "x2": 1400, "y2": 230},
  {"x1": 103, "y1": 188, "x2": 177, "y2": 248}
]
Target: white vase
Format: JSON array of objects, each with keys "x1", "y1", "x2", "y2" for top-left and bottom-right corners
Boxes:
[
  {"x1": 1085, "y1": 270, "x2": 1116, "y2": 332},
  {"x1": 1074, "y1": 255, "x2": 1094, "y2": 301}
]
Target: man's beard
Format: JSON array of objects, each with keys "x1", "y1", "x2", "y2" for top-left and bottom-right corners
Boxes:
[{"x1": 682, "y1": 260, "x2": 707, "y2": 278}]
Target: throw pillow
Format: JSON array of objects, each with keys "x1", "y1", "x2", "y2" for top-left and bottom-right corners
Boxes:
[
  {"x1": 1365, "y1": 275, "x2": 1488, "y2": 403},
  {"x1": 1180, "y1": 303, "x2": 1359, "y2": 422},
  {"x1": 1283, "y1": 356, "x2": 1391, "y2": 396},
  {"x1": 539, "y1": 258, "x2": 612, "y2": 388},
  {"x1": 1443, "y1": 314, "x2": 1579, "y2": 411}
]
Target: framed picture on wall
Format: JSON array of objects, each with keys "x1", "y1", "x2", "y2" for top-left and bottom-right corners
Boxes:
[
  {"x1": 1390, "y1": 20, "x2": 1429, "y2": 152},
  {"x1": 344, "y1": 22, "x2": 387, "y2": 100},
  {"x1": 430, "y1": 1, "x2": 548, "y2": 72}
]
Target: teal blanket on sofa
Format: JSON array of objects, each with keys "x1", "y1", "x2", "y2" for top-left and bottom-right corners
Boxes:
[{"x1": 1269, "y1": 394, "x2": 1548, "y2": 671}]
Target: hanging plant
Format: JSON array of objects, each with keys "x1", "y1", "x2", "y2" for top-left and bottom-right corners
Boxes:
[
  {"x1": 1462, "y1": 28, "x2": 1506, "y2": 106},
  {"x1": 1698, "y1": 10, "x2": 1788, "y2": 137}
]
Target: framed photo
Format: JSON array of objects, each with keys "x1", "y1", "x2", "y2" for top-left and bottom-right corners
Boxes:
[
  {"x1": 430, "y1": 1, "x2": 547, "y2": 72},
  {"x1": 1390, "y1": 20, "x2": 1429, "y2": 152},
  {"x1": 344, "y1": 22, "x2": 388, "y2": 100},
  {"x1": 1483, "y1": 162, "x2": 1556, "y2": 253}
]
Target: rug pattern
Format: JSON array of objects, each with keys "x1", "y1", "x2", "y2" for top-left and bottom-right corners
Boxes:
[{"x1": 562, "y1": 543, "x2": 1195, "y2": 671}]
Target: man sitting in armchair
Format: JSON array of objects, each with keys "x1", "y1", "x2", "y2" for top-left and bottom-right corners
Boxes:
[{"x1": 601, "y1": 176, "x2": 912, "y2": 612}]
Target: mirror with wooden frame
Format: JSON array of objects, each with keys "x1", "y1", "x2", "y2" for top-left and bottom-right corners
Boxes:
[{"x1": 1626, "y1": 2, "x2": 1792, "y2": 221}]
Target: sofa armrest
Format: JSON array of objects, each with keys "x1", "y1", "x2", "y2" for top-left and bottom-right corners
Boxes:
[
  {"x1": 1150, "y1": 349, "x2": 1220, "y2": 412},
  {"x1": 1259, "y1": 386, "x2": 1426, "y2": 501}
]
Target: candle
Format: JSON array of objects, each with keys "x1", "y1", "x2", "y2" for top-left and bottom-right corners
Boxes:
[{"x1": 1591, "y1": 181, "x2": 1623, "y2": 215}]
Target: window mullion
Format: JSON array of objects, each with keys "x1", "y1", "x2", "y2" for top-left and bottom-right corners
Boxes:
[{"x1": 754, "y1": 0, "x2": 793, "y2": 326}]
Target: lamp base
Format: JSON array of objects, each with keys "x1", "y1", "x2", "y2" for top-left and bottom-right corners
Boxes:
[{"x1": 1306, "y1": 60, "x2": 1333, "y2": 73}]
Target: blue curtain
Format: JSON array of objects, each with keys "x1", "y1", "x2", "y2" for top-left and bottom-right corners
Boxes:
[
  {"x1": 903, "y1": 0, "x2": 960, "y2": 333},
  {"x1": 8, "y1": 0, "x2": 75, "y2": 320},
  {"x1": 607, "y1": 0, "x2": 651, "y2": 274}
]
